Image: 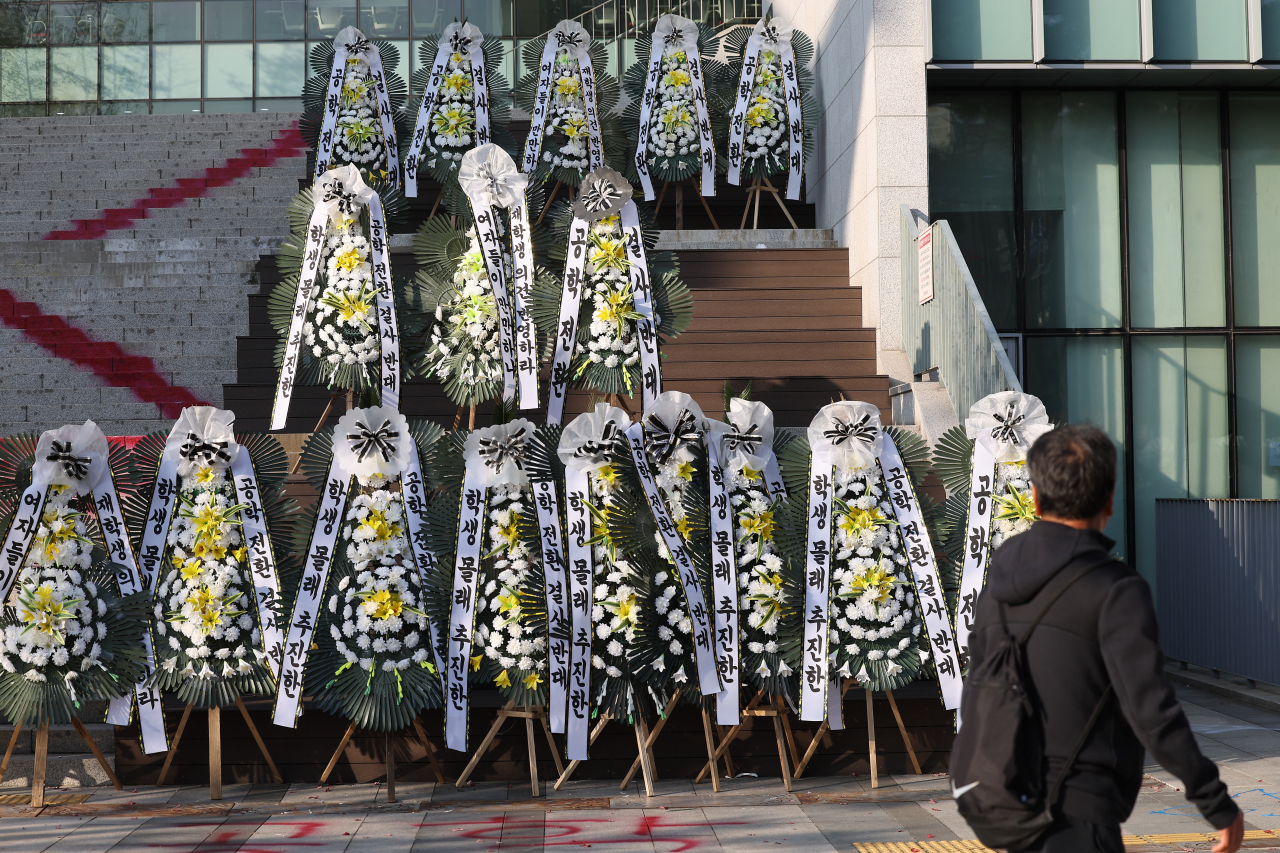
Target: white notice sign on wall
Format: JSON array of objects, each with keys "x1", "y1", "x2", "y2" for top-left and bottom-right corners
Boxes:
[{"x1": 918, "y1": 222, "x2": 934, "y2": 305}]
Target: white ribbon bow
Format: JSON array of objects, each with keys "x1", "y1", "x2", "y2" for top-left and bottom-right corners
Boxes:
[
  {"x1": 33, "y1": 421, "x2": 109, "y2": 496},
  {"x1": 711, "y1": 398, "x2": 776, "y2": 475},
  {"x1": 558, "y1": 403, "x2": 630, "y2": 474},
  {"x1": 317, "y1": 164, "x2": 375, "y2": 223},
  {"x1": 573, "y1": 168, "x2": 632, "y2": 222},
  {"x1": 756, "y1": 17, "x2": 793, "y2": 49},
  {"x1": 643, "y1": 391, "x2": 706, "y2": 464},
  {"x1": 654, "y1": 13, "x2": 700, "y2": 56},
  {"x1": 444, "y1": 20, "x2": 484, "y2": 53},
  {"x1": 807, "y1": 401, "x2": 882, "y2": 470},
  {"x1": 965, "y1": 391, "x2": 1053, "y2": 463},
  {"x1": 165, "y1": 406, "x2": 240, "y2": 478},
  {"x1": 549, "y1": 19, "x2": 590, "y2": 60},
  {"x1": 465, "y1": 419, "x2": 536, "y2": 487},
  {"x1": 459, "y1": 144, "x2": 528, "y2": 210},
  {"x1": 332, "y1": 406, "x2": 411, "y2": 480},
  {"x1": 335, "y1": 25, "x2": 373, "y2": 63}
]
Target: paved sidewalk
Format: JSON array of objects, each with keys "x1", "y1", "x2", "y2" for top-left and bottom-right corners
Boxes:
[{"x1": 4, "y1": 685, "x2": 1280, "y2": 852}]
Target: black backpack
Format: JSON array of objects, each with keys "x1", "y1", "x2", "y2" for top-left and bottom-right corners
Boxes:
[{"x1": 950, "y1": 558, "x2": 1115, "y2": 851}]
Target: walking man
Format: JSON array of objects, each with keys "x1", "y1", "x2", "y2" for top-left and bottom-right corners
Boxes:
[{"x1": 955, "y1": 424, "x2": 1243, "y2": 853}]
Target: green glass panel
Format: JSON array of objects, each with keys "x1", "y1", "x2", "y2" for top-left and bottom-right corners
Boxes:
[
  {"x1": 1230, "y1": 94, "x2": 1280, "y2": 327},
  {"x1": 205, "y1": 42, "x2": 253, "y2": 97},
  {"x1": 360, "y1": 0, "x2": 408, "y2": 38},
  {"x1": 205, "y1": 98, "x2": 252, "y2": 111},
  {"x1": 50, "y1": 45, "x2": 96, "y2": 99},
  {"x1": 101, "y1": 2, "x2": 148, "y2": 43},
  {"x1": 931, "y1": 0, "x2": 1032, "y2": 61},
  {"x1": 411, "y1": 0, "x2": 460, "y2": 37},
  {"x1": 928, "y1": 91, "x2": 1016, "y2": 331},
  {"x1": 152, "y1": 43, "x2": 198, "y2": 97},
  {"x1": 0, "y1": 46, "x2": 47, "y2": 100},
  {"x1": 1153, "y1": 0, "x2": 1247, "y2": 60},
  {"x1": 0, "y1": 5, "x2": 50, "y2": 46},
  {"x1": 1043, "y1": 0, "x2": 1140, "y2": 60},
  {"x1": 465, "y1": 0, "x2": 511, "y2": 42},
  {"x1": 48, "y1": 2, "x2": 97, "y2": 44},
  {"x1": 151, "y1": 97, "x2": 198, "y2": 111},
  {"x1": 1237, "y1": 336, "x2": 1280, "y2": 499},
  {"x1": 1021, "y1": 92, "x2": 1122, "y2": 329},
  {"x1": 102, "y1": 43, "x2": 148, "y2": 99},
  {"x1": 1264, "y1": 0, "x2": 1280, "y2": 58},
  {"x1": 256, "y1": 0, "x2": 305, "y2": 39},
  {"x1": 49, "y1": 99, "x2": 95, "y2": 112},
  {"x1": 99, "y1": 100, "x2": 148, "y2": 113},
  {"x1": 1131, "y1": 336, "x2": 1229, "y2": 588},
  {"x1": 1024, "y1": 335, "x2": 1128, "y2": 557},
  {"x1": 306, "y1": 0, "x2": 355, "y2": 38},
  {"x1": 255, "y1": 40, "x2": 303, "y2": 97},
  {"x1": 151, "y1": 0, "x2": 198, "y2": 41},
  {"x1": 254, "y1": 96, "x2": 300, "y2": 109},
  {"x1": 1126, "y1": 92, "x2": 1225, "y2": 329},
  {"x1": 205, "y1": 0, "x2": 253, "y2": 40}
]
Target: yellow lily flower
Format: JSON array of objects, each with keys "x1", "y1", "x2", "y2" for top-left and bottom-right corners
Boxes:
[
  {"x1": 741, "y1": 509, "x2": 777, "y2": 543},
  {"x1": 195, "y1": 466, "x2": 218, "y2": 485},
  {"x1": 495, "y1": 670, "x2": 511, "y2": 688},
  {"x1": 676, "y1": 460, "x2": 695, "y2": 482},
  {"x1": 180, "y1": 559, "x2": 203, "y2": 581},
  {"x1": 471, "y1": 654, "x2": 483, "y2": 672},
  {"x1": 555, "y1": 76, "x2": 581, "y2": 97},
  {"x1": 334, "y1": 246, "x2": 363, "y2": 273},
  {"x1": 676, "y1": 515, "x2": 693, "y2": 540},
  {"x1": 595, "y1": 465, "x2": 619, "y2": 487},
  {"x1": 523, "y1": 672, "x2": 543, "y2": 689}
]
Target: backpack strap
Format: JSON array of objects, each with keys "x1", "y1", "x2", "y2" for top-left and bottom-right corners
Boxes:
[
  {"x1": 1044, "y1": 682, "x2": 1115, "y2": 811},
  {"x1": 1016, "y1": 556, "x2": 1117, "y2": 646}
]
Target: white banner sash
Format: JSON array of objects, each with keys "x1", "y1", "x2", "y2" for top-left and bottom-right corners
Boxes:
[
  {"x1": 879, "y1": 437, "x2": 962, "y2": 710},
  {"x1": 726, "y1": 28, "x2": 803, "y2": 200},
  {"x1": 547, "y1": 217, "x2": 590, "y2": 425},
  {"x1": 270, "y1": 205, "x2": 328, "y2": 431},
  {"x1": 135, "y1": 451, "x2": 178, "y2": 594},
  {"x1": 532, "y1": 476, "x2": 570, "y2": 734},
  {"x1": 707, "y1": 438, "x2": 739, "y2": 725},
  {"x1": 0, "y1": 483, "x2": 48, "y2": 600},
  {"x1": 402, "y1": 439, "x2": 445, "y2": 677},
  {"x1": 368, "y1": 194, "x2": 400, "y2": 412},
  {"x1": 445, "y1": 477, "x2": 487, "y2": 751},
  {"x1": 563, "y1": 466, "x2": 593, "y2": 761},
  {"x1": 799, "y1": 451, "x2": 833, "y2": 722},
  {"x1": 314, "y1": 34, "x2": 400, "y2": 186},
  {"x1": 405, "y1": 30, "x2": 490, "y2": 198},
  {"x1": 624, "y1": 423, "x2": 718, "y2": 696},
  {"x1": 621, "y1": 203, "x2": 662, "y2": 411},
  {"x1": 272, "y1": 458, "x2": 351, "y2": 727},
  {"x1": 955, "y1": 440, "x2": 996, "y2": 670},
  {"x1": 471, "y1": 204, "x2": 519, "y2": 405},
  {"x1": 509, "y1": 201, "x2": 539, "y2": 410},
  {"x1": 230, "y1": 452, "x2": 285, "y2": 679}
]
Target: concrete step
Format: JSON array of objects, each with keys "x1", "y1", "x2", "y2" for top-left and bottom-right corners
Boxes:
[
  {"x1": 654, "y1": 228, "x2": 839, "y2": 250},
  {"x1": 0, "y1": 753, "x2": 116, "y2": 788}
]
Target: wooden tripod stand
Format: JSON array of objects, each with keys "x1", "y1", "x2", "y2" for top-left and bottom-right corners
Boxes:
[
  {"x1": 551, "y1": 710, "x2": 659, "y2": 796},
  {"x1": 791, "y1": 685, "x2": 922, "y2": 788},
  {"x1": 694, "y1": 690, "x2": 800, "y2": 792},
  {"x1": 0, "y1": 717, "x2": 122, "y2": 807},
  {"x1": 740, "y1": 175, "x2": 799, "y2": 230},
  {"x1": 453, "y1": 702, "x2": 565, "y2": 798},
  {"x1": 317, "y1": 717, "x2": 447, "y2": 803},
  {"x1": 654, "y1": 180, "x2": 720, "y2": 230},
  {"x1": 155, "y1": 698, "x2": 283, "y2": 800}
]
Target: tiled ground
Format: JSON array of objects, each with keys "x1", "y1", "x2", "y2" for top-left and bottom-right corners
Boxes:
[{"x1": 3, "y1": 685, "x2": 1279, "y2": 852}]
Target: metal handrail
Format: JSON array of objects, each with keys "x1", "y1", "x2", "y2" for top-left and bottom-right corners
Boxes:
[{"x1": 900, "y1": 204, "x2": 1020, "y2": 421}]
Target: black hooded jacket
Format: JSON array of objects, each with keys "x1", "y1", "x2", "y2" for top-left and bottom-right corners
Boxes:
[{"x1": 967, "y1": 520, "x2": 1238, "y2": 830}]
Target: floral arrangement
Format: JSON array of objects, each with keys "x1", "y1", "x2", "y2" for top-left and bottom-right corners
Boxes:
[
  {"x1": 991, "y1": 461, "x2": 1036, "y2": 549},
  {"x1": 0, "y1": 427, "x2": 148, "y2": 726}
]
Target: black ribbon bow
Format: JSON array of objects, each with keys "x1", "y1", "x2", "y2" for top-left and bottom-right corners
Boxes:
[
  {"x1": 478, "y1": 426, "x2": 529, "y2": 472},
  {"x1": 990, "y1": 403, "x2": 1025, "y2": 445},
  {"x1": 823, "y1": 413, "x2": 877, "y2": 447},
  {"x1": 448, "y1": 31, "x2": 473, "y2": 52},
  {"x1": 580, "y1": 178, "x2": 621, "y2": 213},
  {"x1": 723, "y1": 423, "x2": 763, "y2": 455},
  {"x1": 663, "y1": 25, "x2": 688, "y2": 49},
  {"x1": 574, "y1": 420, "x2": 619, "y2": 460},
  {"x1": 46, "y1": 440, "x2": 91, "y2": 481},
  {"x1": 323, "y1": 181, "x2": 361, "y2": 217},
  {"x1": 347, "y1": 419, "x2": 400, "y2": 463},
  {"x1": 645, "y1": 410, "x2": 702, "y2": 464},
  {"x1": 761, "y1": 24, "x2": 782, "y2": 44},
  {"x1": 554, "y1": 29, "x2": 584, "y2": 50},
  {"x1": 179, "y1": 432, "x2": 232, "y2": 467},
  {"x1": 344, "y1": 35, "x2": 372, "y2": 54}
]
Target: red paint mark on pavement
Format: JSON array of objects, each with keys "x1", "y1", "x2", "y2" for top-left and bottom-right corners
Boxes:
[
  {"x1": 43, "y1": 123, "x2": 306, "y2": 240},
  {"x1": 0, "y1": 289, "x2": 206, "y2": 417},
  {"x1": 419, "y1": 813, "x2": 744, "y2": 852},
  {"x1": 150, "y1": 820, "x2": 326, "y2": 853}
]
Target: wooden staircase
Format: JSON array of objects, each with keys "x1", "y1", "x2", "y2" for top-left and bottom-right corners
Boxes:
[{"x1": 223, "y1": 246, "x2": 888, "y2": 431}]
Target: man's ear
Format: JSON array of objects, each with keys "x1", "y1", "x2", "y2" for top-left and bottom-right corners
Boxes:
[{"x1": 1032, "y1": 484, "x2": 1043, "y2": 516}]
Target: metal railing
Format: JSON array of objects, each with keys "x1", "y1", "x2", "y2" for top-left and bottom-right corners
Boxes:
[{"x1": 899, "y1": 204, "x2": 1020, "y2": 421}]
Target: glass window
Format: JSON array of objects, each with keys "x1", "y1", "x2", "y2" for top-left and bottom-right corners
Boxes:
[
  {"x1": 411, "y1": 0, "x2": 459, "y2": 37},
  {"x1": 100, "y1": 2, "x2": 148, "y2": 42},
  {"x1": 205, "y1": 0, "x2": 252, "y2": 40},
  {"x1": 1237, "y1": 336, "x2": 1280, "y2": 499},
  {"x1": 151, "y1": 97, "x2": 198, "y2": 111},
  {"x1": 360, "y1": 0, "x2": 408, "y2": 38},
  {"x1": 0, "y1": 47, "x2": 47, "y2": 100},
  {"x1": 49, "y1": 99, "x2": 95, "y2": 112},
  {"x1": 1126, "y1": 92, "x2": 1225, "y2": 328},
  {"x1": 1153, "y1": 0, "x2": 1247, "y2": 60},
  {"x1": 208, "y1": 98, "x2": 252, "y2": 110},
  {"x1": 256, "y1": 0, "x2": 303, "y2": 38},
  {"x1": 464, "y1": 0, "x2": 509, "y2": 43},
  {"x1": 928, "y1": 92, "x2": 1016, "y2": 331},
  {"x1": 1131, "y1": 336, "x2": 1229, "y2": 588},
  {"x1": 205, "y1": 42, "x2": 252, "y2": 97},
  {"x1": 255, "y1": 41, "x2": 302, "y2": 96},
  {"x1": 48, "y1": 2, "x2": 97, "y2": 44},
  {"x1": 102, "y1": 43, "x2": 147, "y2": 99},
  {"x1": 99, "y1": 99, "x2": 147, "y2": 112},
  {"x1": 152, "y1": 42, "x2": 198, "y2": 97},
  {"x1": 1042, "y1": 0, "x2": 1140, "y2": 60},
  {"x1": 1024, "y1": 335, "x2": 1128, "y2": 556},
  {"x1": 1263, "y1": 0, "x2": 1280, "y2": 59},
  {"x1": 930, "y1": 0, "x2": 1033, "y2": 61},
  {"x1": 1021, "y1": 92, "x2": 1122, "y2": 329},
  {"x1": 50, "y1": 45, "x2": 96, "y2": 99},
  {"x1": 151, "y1": 0, "x2": 198, "y2": 40},
  {"x1": 306, "y1": 0, "x2": 355, "y2": 38},
  {"x1": 514, "y1": 0, "x2": 558, "y2": 37},
  {"x1": 1230, "y1": 93, "x2": 1280, "y2": 327},
  {"x1": 0, "y1": 4, "x2": 50, "y2": 46},
  {"x1": 255, "y1": 96, "x2": 300, "y2": 109}
]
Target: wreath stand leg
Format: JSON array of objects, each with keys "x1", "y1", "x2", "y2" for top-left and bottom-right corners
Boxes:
[
  {"x1": 619, "y1": 691, "x2": 679, "y2": 792},
  {"x1": 70, "y1": 717, "x2": 122, "y2": 790},
  {"x1": 674, "y1": 182, "x2": 684, "y2": 230},
  {"x1": 552, "y1": 712, "x2": 609, "y2": 790},
  {"x1": 411, "y1": 718, "x2": 447, "y2": 784},
  {"x1": 535, "y1": 181, "x2": 562, "y2": 227},
  {"x1": 156, "y1": 704, "x2": 194, "y2": 786},
  {"x1": 537, "y1": 707, "x2": 566, "y2": 781},
  {"x1": 696, "y1": 691, "x2": 794, "y2": 793},
  {"x1": 320, "y1": 720, "x2": 358, "y2": 785},
  {"x1": 693, "y1": 688, "x2": 762, "y2": 783},
  {"x1": 698, "y1": 706, "x2": 721, "y2": 792},
  {"x1": 0, "y1": 718, "x2": 23, "y2": 784},
  {"x1": 209, "y1": 706, "x2": 222, "y2": 800},
  {"x1": 884, "y1": 690, "x2": 923, "y2": 775},
  {"x1": 653, "y1": 182, "x2": 670, "y2": 217},
  {"x1": 30, "y1": 723, "x2": 48, "y2": 807},
  {"x1": 385, "y1": 731, "x2": 396, "y2": 803},
  {"x1": 289, "y1": 390, "x2": 347, "y2": 474},
  {"x1": 761, "y1": 175, "x2": 799, "y2": 230},
  {"x1": 740, "y1": 178, "x2": 761, "y2": 229},
  {"x1": 233, "y1": 697, "x2": 283, "y2": 784}
]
